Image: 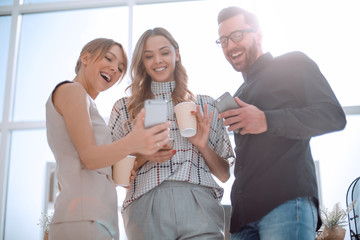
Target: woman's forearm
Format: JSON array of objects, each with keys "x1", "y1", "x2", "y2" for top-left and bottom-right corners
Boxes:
[{"x1": 197, "y1": 145, "x2": 230, "y2": 183}]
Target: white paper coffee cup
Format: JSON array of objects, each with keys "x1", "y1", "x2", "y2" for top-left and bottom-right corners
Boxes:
[
  {"x1": 174, "y1": 102, "x2": 197, "y2": 138},
  {"x1": 112, "y1": 155, "x2": 136, "y2": 187}
]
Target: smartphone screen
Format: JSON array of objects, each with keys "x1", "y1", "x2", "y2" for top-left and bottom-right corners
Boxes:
[{"x1": 144, "y1": 99, "x2": 168, "y2": 128}]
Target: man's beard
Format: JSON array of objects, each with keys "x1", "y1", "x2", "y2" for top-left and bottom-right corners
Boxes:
[{"x1": 231, "y1": 39, "x2": 258, "y2": 73}]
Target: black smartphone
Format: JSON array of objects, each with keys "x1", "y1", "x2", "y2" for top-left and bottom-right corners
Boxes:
[
  {"x1": 214, "y1": 92, "x2": 240, "y2": 133},
  {"x1": 215, "y1": 92, "x2": 239, "y2": 113},
  {"x1": 144, "y1": 99, "x2": 168, "y2": 128}
]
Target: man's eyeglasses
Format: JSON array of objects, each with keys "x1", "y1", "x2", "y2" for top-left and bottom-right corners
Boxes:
[{"x1": 216, "y1": 29, "x2": 257, "y2": 48}]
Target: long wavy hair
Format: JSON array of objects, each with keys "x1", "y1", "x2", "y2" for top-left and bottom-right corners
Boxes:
[{"x1": 126, "y1": 27, "x2": 194, "y2": 122}]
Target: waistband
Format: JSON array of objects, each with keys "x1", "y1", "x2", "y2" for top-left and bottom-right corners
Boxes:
[{"x1": 158, "y1": 180, "x2": 205, "y2": 189}]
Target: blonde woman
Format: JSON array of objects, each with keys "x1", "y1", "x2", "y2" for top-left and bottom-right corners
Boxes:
[
  {"x1": 109, "y1": 28, "x2": 234, "y2": 240},
  {"x1": 46, "y1": 38, "x2": 170, "y2": 240}
]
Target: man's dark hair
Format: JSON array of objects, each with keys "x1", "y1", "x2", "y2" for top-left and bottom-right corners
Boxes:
[{"x1": 217, "y1": 6, "x2": 260, "y2": 30}]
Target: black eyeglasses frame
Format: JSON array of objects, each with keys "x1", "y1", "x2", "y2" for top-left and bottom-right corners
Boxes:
[{"x1": 216, "y1": 29, "x2": 257, "y2": 48}]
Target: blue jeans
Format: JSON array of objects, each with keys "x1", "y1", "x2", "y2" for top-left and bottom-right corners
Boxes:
[{"x1": 231, "y1": 197, "x2": 318, "y2": 240}]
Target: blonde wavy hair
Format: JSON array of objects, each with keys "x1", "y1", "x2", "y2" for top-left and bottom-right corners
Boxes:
[{"x1": 126, "y1": 27, "x2": 194, "y2": 122}]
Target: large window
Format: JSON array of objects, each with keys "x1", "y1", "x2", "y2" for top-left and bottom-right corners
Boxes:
[
  {"x1": 0, "y1": 16, "x2": 11, "y2": 122},
  {"x1": 13, "y1": 7, "x2": 129, "y2": 122},
  {"x1": 4, "y1": 129, "x2": 53, "y2": 240},
  {"x1": 1, "y1": 1, "x2": 359, "y2": 240},
  {"x1": 0, "y1": 0, "x2": 13, "y2": 6},
  {"x1": 23, "y1": 0, "x2": 85, "y2": 3},
  {"x1": 311, "y1": 115, "x2": 360, "y2": 209},
  {"x1": 3, "y1": 5, "x2": 129, "y2": 240}
]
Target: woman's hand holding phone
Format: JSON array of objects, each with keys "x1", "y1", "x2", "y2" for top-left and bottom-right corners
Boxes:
[{"x1": 130, "y1": 108, "x2": 170, "y2": 155}]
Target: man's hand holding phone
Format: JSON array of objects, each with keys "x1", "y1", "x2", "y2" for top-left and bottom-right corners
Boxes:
[
  {"x1": 215, "y1": 92, "x2": 241, "y2": 133},
  {"x1": 217, "y1": 95, "x2": 268, "y2": 135}
]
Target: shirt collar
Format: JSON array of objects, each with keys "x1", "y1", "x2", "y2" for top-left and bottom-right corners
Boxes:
[
  {"x1": 243, "y1": 52, "x2": 273, "y2": 82},
  {"x1": 150, "y1": 81, "x2": 176, "y2": 95}
]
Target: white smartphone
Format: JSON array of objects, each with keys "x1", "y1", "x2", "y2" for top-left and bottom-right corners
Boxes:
[
  {"x1": 214, "y1": 92, "x2": 240, "y2": 133},
  {"x1": 215, "y1": 92, "x2": 239, "y2": 113},
  {"x1": 144, "y1": 99, "x2": 168, "y2": 128}
]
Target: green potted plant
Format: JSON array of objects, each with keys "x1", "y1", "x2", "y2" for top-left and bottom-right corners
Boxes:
[{"x1": 317, "y1": 201, "x2": 356, "y2": 240}]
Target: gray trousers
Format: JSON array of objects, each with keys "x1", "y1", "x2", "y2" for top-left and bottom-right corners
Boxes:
[
  {"x1": 49, "y1": 220, "x2": 116, "y2": 240},
  {"x1": 122, "y1": 181, "x2": 225, "y2": 240}
]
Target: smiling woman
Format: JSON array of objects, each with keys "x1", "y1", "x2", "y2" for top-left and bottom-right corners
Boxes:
[
  {"x1": 45, "y1": 38, "x2": 171, "y2": 240},
  {"x1": 45, "y1": 38, "x2": 127, "y2": 240},
  {"x1": 142, "y1": 35, "x2": 180, "y2": 83},
  {"x1": 108, "y1": 27, "x2": 234, "y2": 240},
  {"x1": 72, "y1": 39, "x2": 127, "y2": 99}
]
